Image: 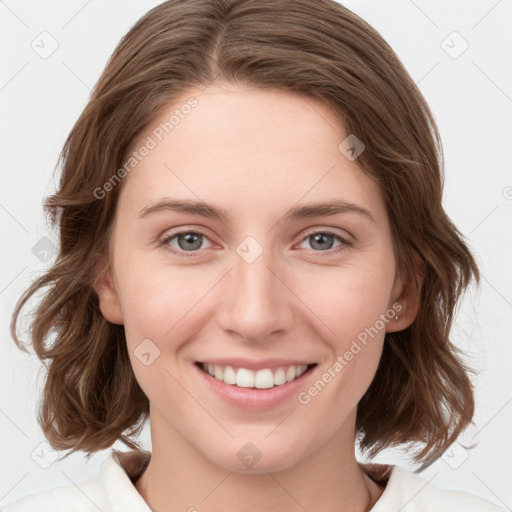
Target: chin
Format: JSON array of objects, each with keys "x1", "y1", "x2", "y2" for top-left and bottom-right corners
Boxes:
[
  {"x1": 222, "y1": 452, "x2": 300, "y2": 475},
  {"x1": 202, "y1": 435, "x2": 308, "y2": 475}
]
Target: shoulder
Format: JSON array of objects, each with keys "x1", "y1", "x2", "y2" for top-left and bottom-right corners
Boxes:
[
  {"x1": 369, "y1": 464, "x2": 506, "y2": 512},
  {"x1": 1, "y1": 476, "x2": 108, "y2": 512},
  {"x1": 1, "y1": 449, "x2": 152, "y2": 512}
]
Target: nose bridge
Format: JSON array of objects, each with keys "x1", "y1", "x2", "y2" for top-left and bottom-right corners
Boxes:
[{"x1": 219, "y1": 236, "x2": 291, "y2": 342}]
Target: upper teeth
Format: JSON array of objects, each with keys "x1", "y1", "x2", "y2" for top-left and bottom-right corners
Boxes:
[{"x1": 202, "y1": 363, "x2": 309, "y2": 389}]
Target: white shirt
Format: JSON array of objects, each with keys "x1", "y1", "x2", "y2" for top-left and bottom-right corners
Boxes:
[{"x1": 1, "y1": 449, "x2": 504, "y2": 511}]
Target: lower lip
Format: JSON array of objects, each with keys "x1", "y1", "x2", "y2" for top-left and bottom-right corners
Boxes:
[{"x1": 194, "y1": 363, "x2": 317, "y2": 411}]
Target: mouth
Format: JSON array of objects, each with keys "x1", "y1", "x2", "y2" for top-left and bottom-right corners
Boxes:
[{"x1": 195, "y1": 361, "x2": 318, "y2": 390}]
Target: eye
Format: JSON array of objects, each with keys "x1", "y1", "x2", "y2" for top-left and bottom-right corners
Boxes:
[
  {"x1": 298, "y1": 230, "x2": 351, "y2": 255},
  {"x1": 159, "y1": 229, "x2": 352, "y2": 258},
  {"x1": 159, "y1": 230, "x2": 213, "y2": 258}
]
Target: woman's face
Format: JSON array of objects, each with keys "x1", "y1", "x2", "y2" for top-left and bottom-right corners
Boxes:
[{"x1": 97, "y1": 84, "x2": 407, "y2": 473}]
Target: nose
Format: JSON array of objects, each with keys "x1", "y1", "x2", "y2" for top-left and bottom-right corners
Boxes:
[{"x1": 217, "y1": 240, "x2": 295, "y2": 344}]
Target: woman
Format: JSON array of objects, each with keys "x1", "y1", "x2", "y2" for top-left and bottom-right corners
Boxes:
[{"x1": 6, "y1": 0, "x2": 504, "y2": 510}]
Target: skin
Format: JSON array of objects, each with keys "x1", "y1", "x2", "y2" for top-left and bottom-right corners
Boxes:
[{"x1": 94, "y1": 84, "x2": 420, "y2": 512}]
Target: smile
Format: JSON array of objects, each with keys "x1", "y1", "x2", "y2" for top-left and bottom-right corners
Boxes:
[{"x1": 196, "y1": 362, "x2": 317, "y2": 389}]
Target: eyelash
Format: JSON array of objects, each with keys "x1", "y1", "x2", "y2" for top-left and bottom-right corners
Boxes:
[{"x1": 158, "y1": 229, "x2": 352, "y2": 258}]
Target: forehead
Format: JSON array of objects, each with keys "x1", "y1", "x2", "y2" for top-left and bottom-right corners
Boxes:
[{"x1": 117, "y1": 85, "x2": 386, "y2": 224}]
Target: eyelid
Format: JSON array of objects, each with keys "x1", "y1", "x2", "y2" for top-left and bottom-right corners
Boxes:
[
  {"x1": 295, "y1": 229, "x2": 353, "y2": 256},
  {"x1": 158, "y1": 226, "x2": 354, "y2": 258},
  {"x1": 300, "y1": 226, "x2": 354, "y2": 243},
  {"x1": 158, "y1": 227, "x2": 215, "y2": 255}
]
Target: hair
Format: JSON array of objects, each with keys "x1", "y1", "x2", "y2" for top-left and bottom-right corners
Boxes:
[{"x1": 11, "y1": 0, "x2": 479, "y2": 468}]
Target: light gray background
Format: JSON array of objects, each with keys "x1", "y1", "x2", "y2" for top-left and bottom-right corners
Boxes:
[{"x1": 1, "y1": 0, "x2": 511, "y2": 509}]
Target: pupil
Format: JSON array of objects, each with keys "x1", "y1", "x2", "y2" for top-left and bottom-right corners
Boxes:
[
  {"x1": 180, "y1": 233, "x2": 201, "y2": 251},
  {"x1": 312, "y1": 233, "x2": 333, "y2": 250}
]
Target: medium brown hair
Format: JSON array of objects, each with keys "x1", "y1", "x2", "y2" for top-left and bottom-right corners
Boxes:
[{"x1": 11, "y1": 0, "x2": 479, "y2": 468}]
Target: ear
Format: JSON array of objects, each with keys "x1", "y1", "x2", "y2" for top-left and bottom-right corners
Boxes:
[
  {"x1": 92, "y1": 256, "x2": 124, "y2": 325},
  {"x1": 386, "y1": 251, "x2": 424, "y2": 333}
]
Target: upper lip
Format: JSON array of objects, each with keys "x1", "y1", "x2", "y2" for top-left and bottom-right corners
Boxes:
[{"x1": 197, "y1": 358, "x2": 317, "y2": 371}]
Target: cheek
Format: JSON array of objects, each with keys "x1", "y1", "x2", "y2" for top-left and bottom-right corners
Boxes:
[
  {"x1": 303, "y1": 261, "x2": 394, "y2": 342},
  {"x1": 295, "y1": 261, "x2": 394, "y2": 398},
  {"x1": 117, "y1": 246, "x2": 395, "y2": 346},
  {"x1": 294, "y1": 304, "x2": 387, "y2": 433},
  {"x1": 117, "y1": 263, "x2": 199, "y2": 403},
  {"x1": 115, "y1": 254, "x2": 208, "y2": 339}
]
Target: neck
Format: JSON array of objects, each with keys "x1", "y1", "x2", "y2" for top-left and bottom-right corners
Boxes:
[{"x1": 134, "y1": 410, "x2": 385, "y2": 512}]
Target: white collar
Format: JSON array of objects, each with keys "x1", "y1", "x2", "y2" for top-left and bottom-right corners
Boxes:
[
  {"x1": 101, "y1": 449, "x2": 501, "y2": 511},
  {"x1": 100, "y1": 449, "x2": 152, "y2": 511}
]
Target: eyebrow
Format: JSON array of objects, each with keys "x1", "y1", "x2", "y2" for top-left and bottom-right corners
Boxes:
[{"x1": 138, "y1": 198, "x2": 375, "y2": 223}]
